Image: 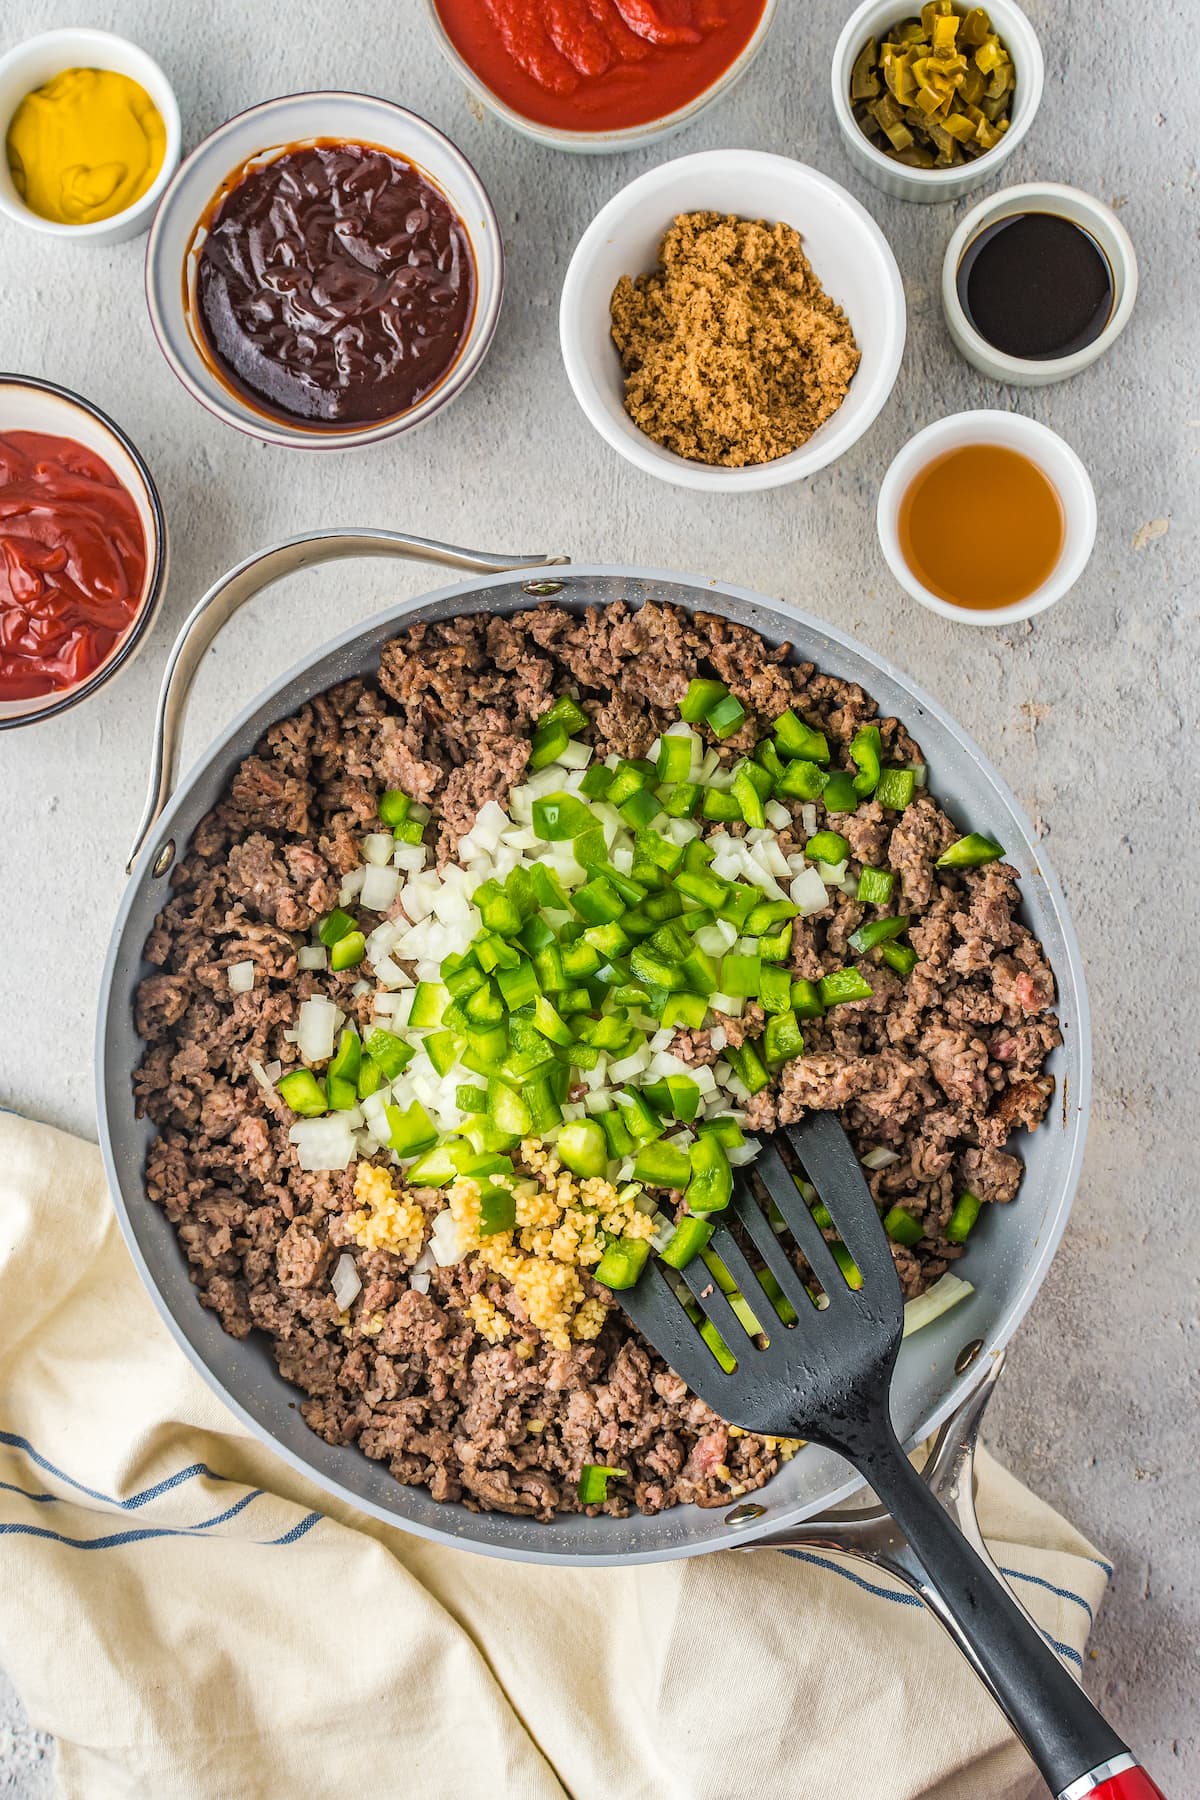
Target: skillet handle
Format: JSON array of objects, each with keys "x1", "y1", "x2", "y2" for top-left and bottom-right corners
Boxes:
[
  {"x1": 125, "y1": 528, "x2": 569, "y2": 874},
  {"x1": 859, "y1": 1416, "x2": 1157, "y2": 1800}
]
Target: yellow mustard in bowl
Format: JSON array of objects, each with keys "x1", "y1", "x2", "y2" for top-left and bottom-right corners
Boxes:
[{"x1": 6, "y1": 67, "x2": 166, "y2": 225}]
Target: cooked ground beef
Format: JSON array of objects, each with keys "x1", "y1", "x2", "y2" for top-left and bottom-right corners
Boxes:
[{"x1": 133, "y1": 603, "x2": 1059, "y2": 1520}]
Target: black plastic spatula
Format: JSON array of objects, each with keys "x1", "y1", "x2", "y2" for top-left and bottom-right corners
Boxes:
[{"x1": 617, "y1": 1112, "x2": 1164, "y2": 1800}]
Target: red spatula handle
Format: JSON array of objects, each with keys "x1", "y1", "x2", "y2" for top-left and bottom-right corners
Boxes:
[{"x1": 1061, "y1": 1758, "x2": 1168, "y2": 1799}]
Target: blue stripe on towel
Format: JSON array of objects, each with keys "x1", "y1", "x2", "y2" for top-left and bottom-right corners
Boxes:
[
  {"x1": 1000, "y1": 1564, "x2": 1095, "y2": 1622},
  {"x1": 782, "y1": 1548, "x2": 923, "y2": 1606},
  {"x1": 0, "y1": 1430, "x2": 227, "y2": 1510},
  {"x1": 0, "y1": 1428, "x2": 322, "y2": 1547},
  {"x1": 781, "y1": 1548, "x2": 1086, "y2": 1671},
  {"x1": 0, "y1": 1479, "x2": 57, "y2": 1504},
  {"x1": 0, "y1": 1509, "x2": 323, "y2": 1551}
]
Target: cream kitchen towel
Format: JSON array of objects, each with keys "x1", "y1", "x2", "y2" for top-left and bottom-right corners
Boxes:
[{"x1": 0, "y1": 1113, "x2": 1111, "y2": 1800}]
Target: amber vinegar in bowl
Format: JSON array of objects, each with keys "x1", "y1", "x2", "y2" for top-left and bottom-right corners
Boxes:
[{"x1": 877, "y1": 410, "x2": 1096, "y2": 627}]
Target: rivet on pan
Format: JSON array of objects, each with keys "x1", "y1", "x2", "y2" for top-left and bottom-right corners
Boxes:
[
  {"x1": 522, "y1": 579, "x2": 565, "y2": 596},
  {"x1": 955, "y1": 1338, "x2": 984, "y2": 1376},
  {"x1": 152, "y1": 839, "x2": 176, "y2": 877},
  {"x1": 725, "y1": 1502, "x2": 767, "y2": 1526}
]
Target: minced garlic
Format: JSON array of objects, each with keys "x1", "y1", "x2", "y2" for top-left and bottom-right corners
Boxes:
[
  {"x1": 347, "y1": 1164, "x2": 426, "y2": 1263},
  {"x1": 465, "y1": 1294, "x2": 510, "y2": 1345},
  {"x1": 438, "y1": 1144, "x2": 653, "y2": 1351}
]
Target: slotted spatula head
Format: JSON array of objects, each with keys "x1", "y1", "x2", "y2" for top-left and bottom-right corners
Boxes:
[{"x1": 617, "y1": 1112, "x2": 905, "y2": 1444}]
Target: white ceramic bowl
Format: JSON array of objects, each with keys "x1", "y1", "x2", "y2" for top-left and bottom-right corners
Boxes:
[
  {"x1": 145, "y1": 93, "x2": 504, "y2": 451},
  {"x1": 942, "y1": 182, "x2": 1139, "y2": 385},
  {"x1": 876, "y1": 410, "x2": 1096, "y2": 627},
  {"x1": 0, "y1": 28, "x2": 180, "y2": 244},
  {"x1": 422, "y1": 0, "x2": 778, "y2": 154},
  {"x1": 559, "y1": 150, "x2": 905, "y2": 492},
  {"x1": 0, "y1": 374, "x2": 168, "y2": 728},
  {"x1": 831, "y1": 0, "x2": 1043, "y2": 204}
]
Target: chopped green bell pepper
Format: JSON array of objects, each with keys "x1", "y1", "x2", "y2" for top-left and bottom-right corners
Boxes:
[
  {"x1": 659, "y1": 1216, "x2": 713, "y2": 1270},
  {"x1": 377, "y1": 789, "x2": 412, "y2": 828},
  {"x1": 633, "y1": 1140, "x2": 692, "y2": 1190},
  {"x1": 936, "y1": 833, "x2": 1005, "y2": 869},
  {"x1": 945, "y1": 1190, "x2": 982, "y2": 1243},
  {"x1": 850, "y1": 724, "x2": 882, "y2": 796},
  {"x1": 876, "y1": 768, "x2": 916, "y2": 810},
  {"x1": 594, "y1": 1237, "x2": 651, "y2": 1290},
  {"x1": 278, "y1": 1068, "x2": 327, "y2": 1116},
  {"x1": 818, "y1": 967, "x2": 874, "y2": 1006},
  {"x1": 848, "y1": 915, "x2": 910, "y2": 955},
  {"x1": 773, "y1": 711, "x2": 829, "y2": 763}
]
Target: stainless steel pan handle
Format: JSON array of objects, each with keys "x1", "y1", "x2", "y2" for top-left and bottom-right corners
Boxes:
[{"x1": 126, "y1": 528, "x2": 569, "y2": 873}]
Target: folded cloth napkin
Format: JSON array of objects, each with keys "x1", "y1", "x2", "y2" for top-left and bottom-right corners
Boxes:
[{"x1": 0, "y1": 1114, "x2": 1111, "y2": 1800}]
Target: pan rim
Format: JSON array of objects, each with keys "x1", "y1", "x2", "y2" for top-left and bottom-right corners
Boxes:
[{"x1": 96, "y1": 559, "x2": 1090, "y2": 1563}]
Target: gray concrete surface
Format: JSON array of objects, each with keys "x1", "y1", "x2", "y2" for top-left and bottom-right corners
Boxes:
[{"x1": 0, "y1": 0, "x2": 1196, "y2": 1792}]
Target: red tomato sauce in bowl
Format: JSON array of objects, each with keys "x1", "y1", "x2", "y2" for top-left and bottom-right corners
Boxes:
[
  {"x1": 0, "y1": 430, "x2": 148, "y2": 702},
  {"x1": 432, "y1": 0, "x2": 769, "y2": 133}
]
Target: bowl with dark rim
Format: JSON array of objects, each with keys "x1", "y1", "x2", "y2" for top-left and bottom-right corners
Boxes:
[
  {"x1": 0, "y1": 373, "x2": 168, "y2": 729},
  {"x1": 144, "y1": 92, "x2": 504, "y2": 451}
]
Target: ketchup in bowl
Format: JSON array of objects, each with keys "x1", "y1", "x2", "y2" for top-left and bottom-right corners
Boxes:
[
  {"x1": 0, "y1": 430, "x2": 148, "y2": 701},
  {"x1": 433, "y1": 0, "x2": 769, "y2": 133}
]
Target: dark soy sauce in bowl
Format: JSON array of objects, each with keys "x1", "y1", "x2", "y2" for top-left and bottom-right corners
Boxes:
[{"x1": 956, "y1": 212, "x2": 1114, "y2": 360}]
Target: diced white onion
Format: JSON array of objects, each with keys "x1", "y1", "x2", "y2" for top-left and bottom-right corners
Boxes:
[
  {"x1": 393, "y1": 843, "x2": 427, "y2": 873},
  {"x1": 298, "y1": 945, "x2": 327, "y2": 971},
  {"x1": 374, "y1": 956, "x2": 413, "y2": 991},
  {"x1": 429, "y1": 1209, "x2": 469, "y2": 1266},
  {"x1": 610, "y1": 1046, "x2": 651, "y2": 1082},
  {"x1": 902, "y1": 1273, "x2": 974, "y2": 1338},
  {"x1": 227, "y1": 960, "x2": 255, "y2": 993},
  {"x1": 557, "y1": 739, "x2": 592, "y2": 770},
  {"x1": 801, "y1": 803, "x2": 819, "y2": 835},
  {"x1": 862, "y1": 1146, "x2": 901, "y2": 1170},
  {"x1": 911, "y1": 763, "x2": 927, "y2": 788},
  {"x1": 331, "y1": 1253, "x2": 362, "y2": 1311},
  {"x1": 401, "y1": 871, "x2": 441, "y2": 922},
  {"x1": 709, "y1": 1027, "x2": 728, "y2": 1055},
  {"x1": 288, "y1": 1115, "x2": 356, "y2": 1171},
  {"x1": 710, "y1": 994, "x2": 743, "y2": 1018},
  {"x1": 361, "y1": 863, "x2": 400, "y2": 913},
  {"x1": 249, "y1": 1058, "x2": 280, "y2": 1092},
  {"x1": 816, "y1": 859, "x2": 848, "y2": 886},
  {"x1": 409, "y1": 1265, "x2": 432, "y2": 1295},
  {"x1": 765, "y1": 799, "x2": 791, "y2": 830},
  {"x1": 296, "y1": 996, "x2": 337, "y2": 1064},
  {"x1": 790, "y1": 866, "x2": 829, "y2": 916},
  {"x1": 339, "y1": 866, "x2": 366, "y2": 904},
  {"x1": 362, "y1": 833, "x2": 394, "y2": 866},
  {"x1": 471, "y1": 800, "x2": 509, "y2": 852},
  {"x1": 727, "y1": 1140, "x2": 760, "y2": 1167}
]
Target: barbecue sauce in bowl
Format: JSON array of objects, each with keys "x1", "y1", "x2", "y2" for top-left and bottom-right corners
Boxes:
[
  {"x1": 955, "y1": 212, "x2": 1114, "y2": 361},
  {"x1": 190, "y1": 140, "x2": 476, "y2": 428}
]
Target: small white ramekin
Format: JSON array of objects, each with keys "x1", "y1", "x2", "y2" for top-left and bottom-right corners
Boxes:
[
  {"x1": 942, "y1": 182, "x2": 1139, "y2": 386},
  {"x1": 560, "y1": 149, "x2": 906, "y2": 493},
  {"x1": 0, "y1": 373, "x2": 169, "y2": 728},
  {"x1": 422, "y1": 0, "x2": 778, "y2": 154},
  {"x1": 876, "y1": 410, "x2": 1096, "y2": 627},
  {"x1": 145, "y1": 92, "x2": 504, "y2": 451},
  {"x1": 0, "y1": 28, "x2": 181, "y2": 244},
  {"x1": 831, "y1": 0, "x2": 1043, "y2": 205}
]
